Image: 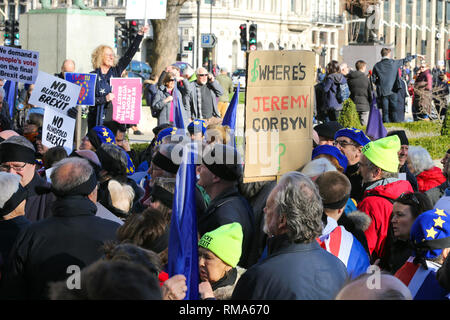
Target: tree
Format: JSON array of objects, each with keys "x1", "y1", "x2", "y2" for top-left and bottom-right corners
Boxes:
[
  {"x1": 150, "y1": 0, "x2": 190, "y2": 77},
  {"x1": 338, "y1": 98, "x2": 363, "y2": 130}
]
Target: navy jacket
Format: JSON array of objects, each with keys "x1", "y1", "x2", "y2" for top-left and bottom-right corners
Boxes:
[
  {"x1": 322, "y1": 73, "x2": 347, "y2": 111},
  {"x1": 372, "y1": 55, "x2": 416, "y2": 97},
  {"x1": 231, "y1": 234, "x2": 348, "y2": 300}
]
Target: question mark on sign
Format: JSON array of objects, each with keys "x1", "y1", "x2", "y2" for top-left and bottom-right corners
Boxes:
[{"x1": 275, "y1": 143, "x2": 286, "y2": 172}]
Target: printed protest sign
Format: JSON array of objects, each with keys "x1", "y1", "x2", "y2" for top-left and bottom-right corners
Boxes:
[
  {"x1": 111, "y1": 77, "x2": 142, "y2": 124},
  {"x1": 126, "y1": 0, "x2": 167, "y2": 20},
  {"x1": 0, "y1": 46, "x2": 39, "y2": 84},
  {"x1": 64, "y1": 73, "x2": 97, "y2": 106},
  {"x1": 29, "y1": 71, "x2": 81, "y2": 116},
  {"x1": 244, "y1": 50, "x2": 315, "y2": 183},
  {"x1": 42, "y1": 107, "x2": 76, "y2": 154}
]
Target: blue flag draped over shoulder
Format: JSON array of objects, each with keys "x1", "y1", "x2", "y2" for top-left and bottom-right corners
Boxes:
[
  {"x1": 3, "y1": 80, "x2": 16, "y2": 118},
  {"x1": 365, "y1": 93, "x2": 387, "y2": 140},
  {"x1": 222, "y1": 84, "x2": 240, "y2": 148},
  {"x1": 167, "y1": 143, "x2": 199, "y2": 300},
  {"x1": 173, "y1": 85, "x2": 185, "y2": 129}
]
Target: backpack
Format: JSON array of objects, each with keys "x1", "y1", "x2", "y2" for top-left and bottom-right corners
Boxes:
[{"x1": 336, "y1": 81, "x2": 350, "y2": 104}]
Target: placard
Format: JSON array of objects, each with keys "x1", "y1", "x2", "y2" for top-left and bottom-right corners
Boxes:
[
  {"x1": 29, "y1": 71, "x2": 82, "y2": 116},
  {"x1": 126, "y1": 0, "x2": 167, "y2": 20},
  {"x1": 111, "y1": 77, "x2": 142, "y2": 124},
  {"x1": 64, "y1": 72, "x2": 97, "y2": 106},
  {"x1": 0, "y1": 46, "x2": 39, "y2": 84},
  {"x1": 244, "y1": 50, "x2": 315, "y2": 182},
  {"x1": 42, "y1": 107, "x2": 76, "y2": 154}
]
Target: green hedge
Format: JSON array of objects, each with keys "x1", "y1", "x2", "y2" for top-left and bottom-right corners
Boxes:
[{"x1": 409, "y1": 136, "x2": 450, "y2": 160}]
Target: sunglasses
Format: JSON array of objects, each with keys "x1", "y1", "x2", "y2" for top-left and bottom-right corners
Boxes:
[
  {"x1": 197, "y1": 74, "x2": 208, "y2": 77},
  {"x1": 397, "y1": 192, "x2": 420, "y2": 206}
]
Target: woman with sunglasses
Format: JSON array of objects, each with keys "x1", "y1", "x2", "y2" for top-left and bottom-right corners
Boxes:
[
  {"x1": 151, "y1": 72, "x2": 188, "y2": 126},
  {"x1": 379, "y1": 192, "x2": 432, "y2": 273}
]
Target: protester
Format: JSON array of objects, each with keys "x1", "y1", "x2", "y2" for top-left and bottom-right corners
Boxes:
[
  {"x1": 79, "y1": 125, "x2": 116, "y2": 152},
  {"x1": 386, "y1": 130, "x2": 419, "y2": 192},
  {"x1": 185, "y1": 67, "x2": 224, "y2": 123},
  {"x1": 413, "y1": 62, "x2": 433, "y2": 121},
  {"x1": 357, "y1": 135, "x2": 414, "y2": 261},
  {"x1": 313, "y1": 121, "x2": 343, "y2": 146},
  {"x1": 142, "y1": 177, "x2": 175, "y2": 223},
  {"x1": 103, "y1": 120, "x2": 138, "y2": 165},
  {"x1": 215, "y1": 68, "x2": 234, "y2": 118},
  {"x1": 394, "y1": 208, "x2": 450, "y2": 299},
  {"x1": 301, "y1": 157, "x2": 337, "y2": 180},
  {"x1": 197, "y1": 144, "x2": 254, "y2": 268},
  {"x1": 187, "y1": 119, "x2": 207, "y2": 141},
  {"x1": 321, "y1": 60, "x2": 348, "y2": 121},
  {"x1": 198, "y1": 223, "x2": 246, "y2": 300},
  {"x1": 0, "y1": 172, "x2": 30, "y2": 275},
  {"x1": 335, "y1": 272, "x2": 412, "y2": 300},
  {"x1": 205, "y1": 123, "x2": 231, "y2": 145},
  {"x1": 372, "y1": 48, "x2": 423, "y2": 122},
  {"x1": 334, "y1": 127, "x2": 371, "y2": 202},
  {"x1": 311, "y1": 144, "x2": 348, "y2": 173},
  {"x1": 0, "y1": 136, "x2": 54, "y2": 221},
  {"x1": 425, "y1": 149, "x2": 450, "y2": 206},
  {"x1": 231, "y1": 171, "x2": 348, "y2": 299},
  {"x1": 346, "y1": 60, "x2": 372, "y2": 126},
  {"x1": 407, "y1": 146, "x2": 446, "y2": 193},
  {"x1": 22, "y1": 112, "x2": 42, "y2": 146},
  {"x1": 89, "y1": 25, "x2": 149, "y2": 129},
  {"x1": 0, "y1": 157, "x2": 120, "y2": 300},
  {"x1": 54, "y1": 59, "x2": 75, "y2": 79},
  {"x1": 315, "y1": 171, "x2": 371, "y2": 275}
]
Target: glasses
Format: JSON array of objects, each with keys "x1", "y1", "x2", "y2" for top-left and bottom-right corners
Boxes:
[
  {"x1": 397, "y1": 192, "x2": 420, "y2": 206},
  {"x1": 104, "y1": 53, "x2": 115, "y2": 58},
  {"x1": 333, "y1": 140, "x2": 356, "y2": 148},
  {"x1": 0, "y1": 163, "x2": 27, "y2": 172},
  {"x1": 197, "y1": 74, "x2": 208, "y2": 77}
]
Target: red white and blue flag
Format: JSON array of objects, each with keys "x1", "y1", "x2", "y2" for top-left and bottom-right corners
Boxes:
[
  {"x1": 395, "y1": 256, "x2": 450, "y2": 300},
  {"x1": 318, "y1": 217, "x2": 370, "y2": 279}
]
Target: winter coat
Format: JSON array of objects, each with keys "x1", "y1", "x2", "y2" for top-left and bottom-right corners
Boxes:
[
  {"x1": 357, "y1": 178, "x2": 414, "y2": 260},
  {"x1": 0, "y1": 196, "x2": 119, "y2": 300},
  {"x1": 0, "y1": 216, "x2": 31, "y2": 276},
  {"x1": 197, "y1": 186, "x2": 255, "y2": 269},
  {"x1": 425, "y1": 181, "x2": 449, "y2": 207},
  {"x1": 212, "y1": 266, "x2": 246, "y2": 300},
  {"x1": 185, "y1": 80, "x2": 224, "y2": 119},
  {"x1": 416, "y1": 166, "x2": 446, "y2": 193},
  {"x1": 151, "y1": 83, "x2": 189, "y2": 127},
  {"x1": 231, "y1": 234, "x2": 348, "y2": 300},
  {"x1": 399, "y1": 162, "x2": 419, "y2": 192},
  {"x1": 24, "y1": 172, "x2": 56, "y2": 222},
  {"x1": 346, "y1": 70, "x2": 372, "y2": 112},
  {"x1": 372, "y1": 55, "x2": 417, "y2": 97},
  {"x1": 322, "y1": 73, "x2": 347, "y2": 111},
  {"x1": 215, "y1": 74, "x2": 234, "y2": 103}
]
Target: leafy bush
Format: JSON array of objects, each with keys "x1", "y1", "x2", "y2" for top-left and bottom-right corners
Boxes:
[
  {"x1": 441, "y1": 107, "x2": 450, "y2": 136},
  {"x1": 409, "y1": 136, "x2": 450, "y2": 160},
  {"x1": 338, "y1": 99, "x2": 363, "y2": 130}
]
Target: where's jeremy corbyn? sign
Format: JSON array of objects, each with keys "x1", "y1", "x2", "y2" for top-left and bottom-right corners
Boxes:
[{"x1": 244, "y1": 50, "x2": 315, "y2": 183}]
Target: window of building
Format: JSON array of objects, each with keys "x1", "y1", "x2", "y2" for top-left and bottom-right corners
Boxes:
[
  {"x1": 446, "y1": 0, "x2": 450, "y2": 24},
  {"x1": 437, "y1": 0, "x2": 443, "y2": 23},
  {"x1": 426, "y1": 0, "x2": 431, "y2": 26},
  {"x1": 291, "y1": 0, "x2": 296, "y2": 12}
]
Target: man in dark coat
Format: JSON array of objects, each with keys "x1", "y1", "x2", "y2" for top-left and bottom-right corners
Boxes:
[
  {"x1": 0, "y1": 157, "x2": 120, "y2": 300},
  {"x1": 232, "y1": 172, "x2": 348, "y2": 300},
  {"x1": 347, "y1": 60, "x2": 372, "y2": 126},
  {"x1": 197, "y1": 144, "x2": 255, "y2": 269},
  {"x1": 0, "y1": 136, "x2": 55, "y2": 222},
  {"x1": 372, "y1": 48, "x2": 422, "y2": 123}
]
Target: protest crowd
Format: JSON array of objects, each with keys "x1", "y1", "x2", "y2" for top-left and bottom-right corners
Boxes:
[{"x1": 0, "y1": 23, "x2": 450, "y2": 302}]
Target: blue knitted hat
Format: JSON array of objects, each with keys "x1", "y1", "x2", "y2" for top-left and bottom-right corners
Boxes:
[
  {"x1": 312, "y1": 145, "x2": 348, "y2": 172},
  {"x1": 334, "y1": 128, "x2": 371, "y2": 147}
]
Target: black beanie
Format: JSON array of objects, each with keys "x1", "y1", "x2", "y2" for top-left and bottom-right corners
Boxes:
[
  {"x1": 387, "y1": 130, "x2": 409, "y2": 146},
  {"x1": 202, "y1": 144, "x2": 243, "y2": 181},
  {"x1": 0, "y1": 136, "x2": 36, "y2": 164}
]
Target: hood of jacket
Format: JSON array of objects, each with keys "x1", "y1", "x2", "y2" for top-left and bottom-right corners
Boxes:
[
  {"x1": 328, "y1": 72, "x2": 345, "y2": 84},
  {"x1": 364, "y1": 178, "x2": 414, "y2": 201}
]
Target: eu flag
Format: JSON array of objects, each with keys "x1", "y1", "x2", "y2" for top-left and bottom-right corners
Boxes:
[
  {"x1": 222, "y1": 84, "x2": 240, "y2": 147},
  {"x1": 167, "y1": 143, "x2": 199, "y2": 300},
  {"x1": 366, "y1": 93, "x2": 387, "y2": 140},
  {"x1": 173, "y1": 85, "x2": 185, "y2": 129}
]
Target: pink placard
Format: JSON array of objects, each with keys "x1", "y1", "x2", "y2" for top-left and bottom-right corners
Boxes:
[{"x1": 111, "y1": 77, "x2": 142, "y2": 124}]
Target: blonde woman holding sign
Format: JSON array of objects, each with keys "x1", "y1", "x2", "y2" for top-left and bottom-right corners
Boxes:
[{"x1": 89, "y1": 24, "x2": 149, "y2": 130}]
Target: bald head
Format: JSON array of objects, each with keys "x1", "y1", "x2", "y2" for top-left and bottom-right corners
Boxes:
[
  {"x1": 0, "y1": 130, "x2": 19, "y2": 141},
  {"x1": 61, "y1": 59, "x2": 75, "y2": 73},
  {"x1": 335, "y1": 273, "x2": 412, "y2": 300}
]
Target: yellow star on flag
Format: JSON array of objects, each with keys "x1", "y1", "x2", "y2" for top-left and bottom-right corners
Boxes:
[
  {"x1": 426, "y1": 226, "x2": 438, "y2": 239},
  {"x1": 433, "y1": 216, "x2": 445, "y2": 228},
  {"x1": 435, "y1": 209, "x2": 447, "y2": 217},
  {"x1": 102, "y1": 131, "x2": 109, "y2": 137},
  {"x1": 106, "y1": 137, "x2": 112, "y2": 143}
]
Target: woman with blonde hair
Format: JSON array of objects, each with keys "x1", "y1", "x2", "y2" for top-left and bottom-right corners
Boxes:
[{"x1": 88, "y1": 24, "x2": 149, "y2": 130}]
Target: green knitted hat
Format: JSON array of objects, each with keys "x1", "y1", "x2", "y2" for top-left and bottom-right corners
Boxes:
[
  {"x1": 362, "y1": 135, "x2": 400, "y2": 173},
  {"x1": 198, "y1": 223, "x2": 243, "y2": 268}
]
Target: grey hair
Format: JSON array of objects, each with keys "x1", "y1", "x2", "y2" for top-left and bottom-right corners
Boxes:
[
  {"x1": 183, "y1": 66, "x2": 194, "y2": 77},
  {"x1": 274, "y1": 171, "x2": 324, "y2": 243},
  {"x1": 366, "y1": 157, "x2": 398, "y2": 179},
  {"x1": 107, "y1": 180, "x2": 135, "y2": 213},
  {"x1": 301, "y1": 158, "x2": 337, "y2": 179},
  {"x1": 100, "y1": 144, "x2": 128, "y2": 172},
  {"x1": 51, "y1": 157, "x2": 94, "y2": 194},
  {"x1": 2, "y1": 135, "x2": 36, "y2": 152},
  {"x1": 0, "y1": 172, "x2": 21, "y2": 208},
  {"x1": 407, "y1": 146, "x2": 434, "y2": 175}
]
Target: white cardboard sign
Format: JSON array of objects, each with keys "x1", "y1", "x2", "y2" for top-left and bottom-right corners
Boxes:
[
  {"x1": 42, "y1": 107, "x2": 75, "y2": 154},
  {"x1": 126, "y1": 0, "x2": 167, "y2": 20}
]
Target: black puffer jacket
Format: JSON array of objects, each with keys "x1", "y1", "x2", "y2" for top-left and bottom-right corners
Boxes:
[{"x1": 346, "y1": 70, "x2": 372, "y2": 112}]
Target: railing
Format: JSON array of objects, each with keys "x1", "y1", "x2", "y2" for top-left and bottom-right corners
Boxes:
[{"x1": 311, "y1": 14, "x2": 344, "y2": 24}]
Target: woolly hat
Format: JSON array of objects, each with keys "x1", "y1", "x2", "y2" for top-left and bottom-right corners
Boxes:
[
  {"x1": 334, "y1": 128, "x2": 371, "y2": 147},
  {"x1": 313, "y1": 121, "x2": 343, "y2": 140},
  {"x1": 0, "y1": 136, "x2": 36, "y2": 164},
  {"x1": 362, "y1": 135, "x2": 400, "y2": 173},
  {"x1": 387, "y1": 130, "x2": 409, "y2": 146},
  {"x1": 198, "y1": 223, "x2": 243, "y2": 268},
  {"x1": 410, "y1": 208, "x2": 450, "y2": 261},
  {"x1": 312, "y1": 145, "x2": 348, "y2": 172},
  {"x1": 87, "y1": 126, "x2": 116, "y2": 150},
  {"x1": 202, "y1": 144, "x2": 243, "y2": 181},
  {"x1": 187, "y1": 119, "x2": 207, "y2": 136}
]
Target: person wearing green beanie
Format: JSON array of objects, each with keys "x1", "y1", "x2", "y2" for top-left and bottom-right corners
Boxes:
[
  {"x1": 198, "y1": 223, "x2": 247, "y2": 300},
  {"x1": 357, "y1": 135, "x2": 414, "y2": 262}
]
